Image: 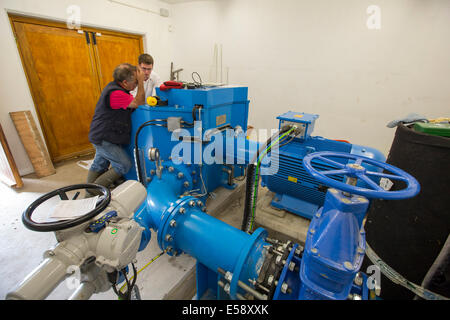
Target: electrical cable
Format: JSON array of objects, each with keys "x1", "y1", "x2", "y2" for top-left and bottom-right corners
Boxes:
[
  {"x1": 241, "y1": 126, "x2": 295, "y2": 233},
  {"x1": 111, "y1": 267, "x2": 131, "y2": 300},
  {"x1": 184, "y1": 105, "x2": 202, "y2": 127},
  {"x1": 188, "y1": 105, "x2": 209, "y2": 198},
  {"x1": 134, "y1": 119, "x2": 167, "y2": 183},
  {"x1": 128, "y1": 263, "x2": 138, "y2": 299},
  {"x1": 247, "y1": 128, "x2": 295, "y2": 232},
  {"x1": 241, "y1": 164, "x2": 256, "y2": 232},
  {"x1": 277, "y1": 135, "x2": 295, "y2": 149},
  {"x1": 193, "y1": 105, "x2": 201, "y2": 122},
  {"x1": 121, "y1": 267, "x2": 131, "y2": 299},
  {"x1": 192, "y1": 72, "x2": 203, "y2": 86},
  {"x1": 118, "y1": 250, "x2": 167, "y2": 297},
  {"x1": 116, "y1": 263, "x2": 137, "y2": 300},
  {"x1": 241, "y1": 133, "x2": 282, "y2": 232},
  {"x1": 177, "y1": 72, "x2": 204, "y2": 90},
  {"x1": 111, "y1": 264, "x2": 138, "y2": 300},
  {"x1": 190, "y1": 165, "x2": 208, "y2": 198},
  {"x1": 134, "y1": 117, "x2": 194, "y2": 182}
]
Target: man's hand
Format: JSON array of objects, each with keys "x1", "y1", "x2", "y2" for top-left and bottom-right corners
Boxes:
[
  {"x1": 136, "y1": 66, "x2": 145, "y2": 84},
  {"x1": 128, "y1": 66, "x2": 146, "y2": 109}
]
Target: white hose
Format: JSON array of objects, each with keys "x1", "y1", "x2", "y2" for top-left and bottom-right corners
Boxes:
[{"x1": 365, "y1": 243, "x2": 449, "y2": 300}]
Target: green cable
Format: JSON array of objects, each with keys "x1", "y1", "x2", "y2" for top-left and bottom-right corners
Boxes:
[
  {"x1": 248, "y1": 128, "x2": 295, "y2": 232},
  {"x1": 248, "y1": 129, "x2": 293, "y2": 231}
]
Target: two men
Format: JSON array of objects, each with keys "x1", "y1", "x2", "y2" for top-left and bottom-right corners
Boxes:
[{"x1": 87, "y1": 54, "x2": 160, "y2": 192}]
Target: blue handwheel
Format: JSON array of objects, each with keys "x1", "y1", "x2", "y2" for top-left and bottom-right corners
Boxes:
[{"x1": 303, "y1": 151, "x2": 420, "y2": 200}]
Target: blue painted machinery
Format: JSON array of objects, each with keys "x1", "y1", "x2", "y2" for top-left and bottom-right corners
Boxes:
[
  {"x1": 125, "y1": 86, "x2": 420, "y2": 300},
  {"x1": 260, "y1": 111, "x2": 386, "y2": 220},
  {"x1": 11, "y1": 85, "x2": 421, "y2": 301},
  {"x1": 124, "y1": 86, "x2": 251, "y2": 196}
]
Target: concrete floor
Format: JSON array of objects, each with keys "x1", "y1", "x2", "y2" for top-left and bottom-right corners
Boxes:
[{"x1": 0, "y1": 156, "x2": 310, "y2": 300}]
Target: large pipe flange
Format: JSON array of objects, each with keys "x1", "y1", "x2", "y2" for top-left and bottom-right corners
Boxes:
[{"x1": 157, "y1": 196, "x2": 205, "y2": 256}]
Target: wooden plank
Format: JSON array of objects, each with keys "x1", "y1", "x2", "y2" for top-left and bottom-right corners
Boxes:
[
  {"x1": 0, "y1": 123, "x2": 23, "y2": 188},
  {"x1": 10, "y1": 111, "x2": 56, "y2": 178}
]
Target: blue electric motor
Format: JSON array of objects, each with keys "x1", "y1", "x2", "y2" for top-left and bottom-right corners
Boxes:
[{"x1": 261, "y1": 111, "x2": 386, "y2": 219}]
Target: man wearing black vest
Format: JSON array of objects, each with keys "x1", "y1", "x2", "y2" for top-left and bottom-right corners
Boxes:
[{"x1": 86, "y1": 63, "x2": 145, "y2": 194}]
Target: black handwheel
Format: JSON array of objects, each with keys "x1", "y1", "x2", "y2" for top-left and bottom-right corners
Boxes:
[{"x1": 22, "y1": 184, "x2": 111, "y2": 232}]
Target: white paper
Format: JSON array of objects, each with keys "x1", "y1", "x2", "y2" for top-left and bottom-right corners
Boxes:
[{"x1": 49, "y1": 196, "x2": 99, "y2": 220}]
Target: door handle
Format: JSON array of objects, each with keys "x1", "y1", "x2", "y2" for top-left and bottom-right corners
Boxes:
[
  {"x1": 84, "y1": 31, "x2": 90, "y2": 45},
  {"x1": 91, "y1": 32, "x2": 97, "y2": 45}
]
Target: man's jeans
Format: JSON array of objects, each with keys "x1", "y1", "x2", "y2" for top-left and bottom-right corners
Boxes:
[{"x1": 90, "y1": 140, "x2": 133, "y2": 176}]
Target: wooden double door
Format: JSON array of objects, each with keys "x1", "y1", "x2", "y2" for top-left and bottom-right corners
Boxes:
[{"x1": 10, "y1": 15, "x2": 144, "y2": 162}]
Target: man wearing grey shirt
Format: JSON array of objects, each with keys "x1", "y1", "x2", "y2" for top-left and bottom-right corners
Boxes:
[{"x1": 131, "y1": 53, "x2": 163, "y2": 100}]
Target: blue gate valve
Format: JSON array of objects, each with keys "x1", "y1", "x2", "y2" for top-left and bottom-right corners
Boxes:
[{"x1": 297, "y1": 151, "x2": 420, "y2": 300}]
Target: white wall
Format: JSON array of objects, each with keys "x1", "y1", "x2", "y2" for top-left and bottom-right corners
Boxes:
[
  {"x1": 170, "y1": 0, "x2": 450, "y2": 155},
  {"x1": 0, "y1": 0, "x2": 173, "y2": 175}
]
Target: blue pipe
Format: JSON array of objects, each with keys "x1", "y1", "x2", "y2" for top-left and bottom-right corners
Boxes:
[
  {"x1": 224, "y1": 134, "x2": 261, "y2": 165},
  {"x1": 134, "y1": 159, "x2": 269, "y2": 299},
  {"x1": 145, "y1": 172, "x2": 184, "y2": 230},
  {"x1": 174, "y1": 208, "x2": 254, "y2": 273}
]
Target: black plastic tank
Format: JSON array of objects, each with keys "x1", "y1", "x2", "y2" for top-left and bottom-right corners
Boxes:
[{"x1": 363, "y1": 123, "x2": 450, "y2": 299}]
